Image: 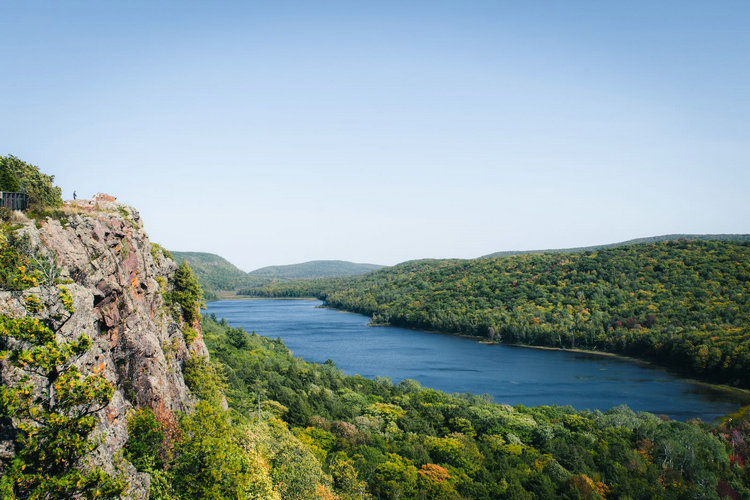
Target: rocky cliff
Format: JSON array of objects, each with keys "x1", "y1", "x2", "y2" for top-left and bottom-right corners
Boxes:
[{"x1": 0, "y1": 197, "x2": 207, "y2": 498}]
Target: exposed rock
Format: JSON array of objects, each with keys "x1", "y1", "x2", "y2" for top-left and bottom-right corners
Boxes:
[{"x1": 0, "y1": 202, "x2": 208, "y2": 498}]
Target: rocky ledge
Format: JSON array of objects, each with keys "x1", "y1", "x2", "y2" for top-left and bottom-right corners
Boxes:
[{"x1": 0, "y1": 198, "x2": 207, "y2": 498}]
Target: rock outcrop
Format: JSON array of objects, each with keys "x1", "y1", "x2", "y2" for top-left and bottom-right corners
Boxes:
[{"x1": 0, "y1": 199, "x2": 208, "y2": 498}]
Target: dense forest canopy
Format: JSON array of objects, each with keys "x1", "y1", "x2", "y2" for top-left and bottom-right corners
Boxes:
[
  {"x1": 186, "y1": 313, "x2": 750, "y2": 499},
  {"x1": 244, "y1": 239, "x2": 750, "y2": 388},
  {"x1": 481, "y1": 234, "x2": 750, "y2": 258}
]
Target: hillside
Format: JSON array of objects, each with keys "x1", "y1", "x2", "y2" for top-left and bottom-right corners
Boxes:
[
  {"x1": 170, "y1": 253, "x2": 385, "y2": 299},
  {"x1": 482, "y1": 233, "x2": 750, "y2": 258},
  {"x1": 248, "y1": 238, "x2": 750, "y2": 388},
  {"x1": 170, "y1": 250, "x2": 265, "y2": 298},
  {"x1": 248, "y1": 259, "x2": 384, "y2": 280}
]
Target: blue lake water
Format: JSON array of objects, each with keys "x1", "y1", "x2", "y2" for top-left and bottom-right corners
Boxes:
[{"x1": 206, "y1": 299, "x2": 749, "y2": 422}]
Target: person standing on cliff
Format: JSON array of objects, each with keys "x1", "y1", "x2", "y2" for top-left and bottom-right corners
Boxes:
[{"x1": 73, "y1": 190, "x2": 77, "y2": 200}]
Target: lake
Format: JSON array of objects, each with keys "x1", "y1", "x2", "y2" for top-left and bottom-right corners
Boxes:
[{"x1": 206, "y1": 299, "x2": 749, "y2": 421}]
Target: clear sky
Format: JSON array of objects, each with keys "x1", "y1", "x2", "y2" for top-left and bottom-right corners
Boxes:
[{"x1": 2, "y1": 1, "x2": 748, "y2": 271}]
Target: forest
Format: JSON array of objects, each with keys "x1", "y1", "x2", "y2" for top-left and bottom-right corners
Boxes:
[
  {"x1": 242, "y1": 240, "x2": 750, "y2": 388},
  {"x1": 134, "y1": 313, "x2": 748, "y2": 499}
]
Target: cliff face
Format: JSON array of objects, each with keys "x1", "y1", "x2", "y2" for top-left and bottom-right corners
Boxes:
[{"x1": 0, "y1": 199, "x2": 207, "y2": 498}]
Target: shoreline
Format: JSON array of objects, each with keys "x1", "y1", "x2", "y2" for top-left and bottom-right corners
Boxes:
[
  {"x1": 499, "y1": 343, "x2": 750, "y2": 403},
  {"x1": 361, "y1": 313, "x2": 750, "y2": 404},
  {"x1": 207, "y1": 296, "x2": 750, "y2": 405},
  {"x1": 209, "y1": 293, "x2": 319, "y2": 302}
]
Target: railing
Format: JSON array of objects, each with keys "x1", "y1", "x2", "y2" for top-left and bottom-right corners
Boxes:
[{"x1": 0, "y1": 192, "x2": 29, "y2": 211}]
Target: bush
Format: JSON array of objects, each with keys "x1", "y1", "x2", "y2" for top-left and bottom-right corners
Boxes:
[
  {"x1": 0, "y1": 155, "x2": 63, "y2": 209},
  {"x1": 125, "y1": 409, "x2": 165, "y2": 472}
]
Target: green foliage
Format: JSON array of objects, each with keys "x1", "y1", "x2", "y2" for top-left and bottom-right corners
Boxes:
[
  {"x1": 150, "y1": 242, "x2": 173, "y2": 261},
  {"x1": 0, "y1": 272, "x2": 124, "y2": 497},
  {"x1": 0, "y1": 155, "x2": 63, "y2": 210},
  {"x1": 171, "y1": 261, "x2": 205, "y2": 325},
  {"x1": 199, "y1": 313, "x2": 749, "y2": 499},
  {"x1": 124, "y1": 408, "x2": 165, "y2": 472},
  {"x1": 155, "y1": 275, "x2": 167, "y2": 294},
  {"x1": 226, "y1": 325, "x2": 248, "y2": 349},
  {"x1": 255, "y1": 239, "x2": 750, "y2": 388},
  {"x1": 182, "y1": 354, "x2": 227, "y2": 405},
  {"x1": 170, "y1": 250, "x2": 261, "y2": 296},
  {"x1": 0, "y1": 224, "x2": 41, "y2": 290},
  {"x1": 171, "y1": 401, "x2": 270, "y2": 498},
  {"x1": 373, "y1": 453, "x2": 418, "y2": 498},
  {"x1": 482, "y1": 233, "x2": 750, "y2": 258},
  {"x1": 182, "y1": 325, "x2": 197, "y2": 345},
  {"x1": 267, "y1": 424, "x2": 331, "y2": 500}
]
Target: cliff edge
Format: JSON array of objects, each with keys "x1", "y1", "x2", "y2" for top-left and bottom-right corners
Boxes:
[{"x1": 0, "y1": 197, "x2": 207, "y2": 498}]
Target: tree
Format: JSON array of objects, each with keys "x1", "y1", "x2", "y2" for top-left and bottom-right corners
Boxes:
[
  {"x1": 124, "y1": 408, "x2": 165, "y2": 472},
  {"x1": 417, "y1": 463, "x2": 459, "y2": 499},
  {"x1": 0, "y1": 155, "x2": 63, "y2": 210},
  {"x1": 227, "y1": 326, "x2": 248, "y2": 349},
  {"x1": 171, "y1": 261, "x2": 205, "y2": 325},
  {"x1": 170, "y1": 401, "x2": 277, "y2": 499},
  {"x1": 373, "y1": 453, "x2": 418, "y2": 499},
  {"x1": 0, "y1": 277, "x2": 124, "y2": 497}
]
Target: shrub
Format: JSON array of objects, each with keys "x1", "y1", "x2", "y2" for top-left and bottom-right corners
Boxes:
[
  {"x1": 125, "y1": 408, "x2": 165, "y2": 471},
  {"x1": 0, "y1": 155, "x2": 62, "y2": 210}
]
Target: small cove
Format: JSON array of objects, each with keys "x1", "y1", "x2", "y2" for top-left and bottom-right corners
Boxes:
[{"x1": 206, "y1": 299, "x2": 749, "y2": 421}]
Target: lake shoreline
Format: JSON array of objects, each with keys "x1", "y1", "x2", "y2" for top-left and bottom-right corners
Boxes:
[
  {"x1": 348, "y1": 306, "x2": 750, "y2": 406},
  {"x1": 237, "y1": 297, "x2": 750, "y2": 403},
  {"x1": 210, "y1": 293, "x2": 319, "y2": 301},
  {"x1": 207, "y1": 299, "x2": 749, "y2": 421}
]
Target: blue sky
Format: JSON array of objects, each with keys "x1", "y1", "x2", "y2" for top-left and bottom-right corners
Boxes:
[{"x1": 2, "y1": 1, "x2": 748, "y2": 270}]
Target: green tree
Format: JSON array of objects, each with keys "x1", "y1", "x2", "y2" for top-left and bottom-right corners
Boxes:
[
  {"x1": 373, "y1": 453, "x2": 418, "y2": 499},
  {"x1": 0, "y1": 284, "x2": 124, "y2": 498},
  {"x1": 124, "y1": 408, "x2": 165, "y2": 472},
  {"x1": 171, "y1": 401, "x2": 274, "y2": 499},
  {"x1": 0, "y1": 155, "x2": 63, "y2": 210},
  {"x1": 171, "y1": 261, "x2": 205, "y2": 326}
]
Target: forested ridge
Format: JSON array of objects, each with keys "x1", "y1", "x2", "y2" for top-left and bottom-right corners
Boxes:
[
  {"x1": 170, "y1": 252, "x2": 385, "y2": 299},
  {"x1": 248, "y1": 260, "x2": 384, "y2": 279},
  {"x1": 244, "y1": 239, "x2": 750, "y2": 388},
  {"x1": 481, "y1": 234, "x2": 750, "y2": 258},
  {"x1": 170, "y1": 250, "x2": 272, "y2": 300},
  {"x1": 187, "y1": 313, "x2": 750, "y2": 499}
]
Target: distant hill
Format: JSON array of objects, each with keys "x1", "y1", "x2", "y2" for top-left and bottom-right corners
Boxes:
[
  {"x1": 170, "y1": 251, "x2": 264, "y2": 298},
  {"x1": 481, "y1": 233, "x2": 750, "y2": 258},
  {"x1": 170, "y1": 253, "x2": 385, "y2": 298},
  {"x1": 248, "y1": 260, "x2": 384, "y2": 280}
]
